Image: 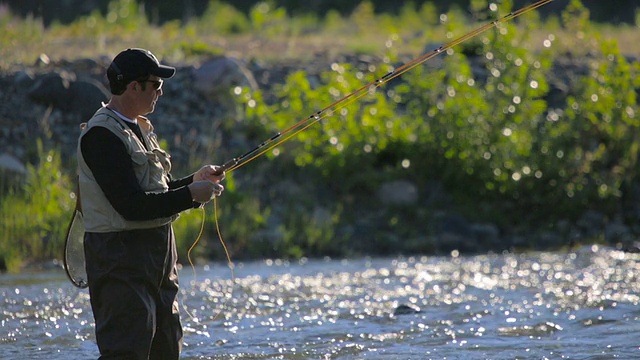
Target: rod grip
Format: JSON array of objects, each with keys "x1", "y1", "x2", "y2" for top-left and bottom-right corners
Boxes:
[{"x1": 214, "y1": 158, "x2": 239, "y2": 175}]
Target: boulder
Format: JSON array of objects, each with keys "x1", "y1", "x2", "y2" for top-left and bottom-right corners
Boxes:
[
  {"x1": 192, "y1": 56, "x2": 258, "y2": 108},
  {"x1": 0, "y1": 153, "x2": 27, "y2": 192},
  {"x1": 69, "y1": 78, "x2": 110, "y2": 119},
  {"x1": 28, "y1": 71, "x2": 72, "y2": 107},
  {"x1": 393, "y1": 303, "x2": 421, "y2": 316},
  {"x1": 0, "y1": 153, "x2": 26, "y2": 175},
  {"x1": 378, "y1": 180, "x2": 418, "y2": 206},
  {"x1": 436, "y1": 213, "x2": 479, "y2": 252},
  {"x1": 27, "y1": 71, "x2": 109, "y2": 122}
]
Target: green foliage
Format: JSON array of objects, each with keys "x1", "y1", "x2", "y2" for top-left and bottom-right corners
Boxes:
[
  {"x1": 170, "y1": 40, "x2": 225, "y2": 58},
  {"x1": 558, "y1": 39, "x2": 639, "y2": 211},
  {"x1": 203, "y1": 180, "x2": 271, "y2": 259},
  {"x1": 57, "y1": 0, "x2": 147, "y2": 36},
  {"x1": 104, "y1": 0, "x2": 148, "y2": 30},
  {"x1": 249, "y1": 1, "x2": 289, "y2": 37},
  {"x1": 0, "y1": 142, "x2": 74, "y2": 272},
  {"x1": 562, "y1": 0, "x2": 590, "y2": 35},
  {"x1": 197, "y1": 1, "x2": 251, "y2": 35},
  {"x1": 0, "y1": 9, "x2": 44, "y2": 67},
  {"x1": 172, "y1": 207, "x2": 208, "y2": 261},
  {"x1": 230, "y1": 0, "x2": 639, "y2": 245},
  {"x1": 0, "y1": 10, "x2": 43, "y2": 44},
  {"x1": 350, "y1": 1, "x2": 377, "y2": 35}
]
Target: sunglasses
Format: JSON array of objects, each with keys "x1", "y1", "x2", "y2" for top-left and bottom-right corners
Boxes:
[{"x1": 139, "y1": 79, "x2": 163, "y2": 91}]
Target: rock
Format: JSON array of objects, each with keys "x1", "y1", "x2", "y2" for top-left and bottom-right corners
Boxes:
[
  {"x1": 13, "y1": 70, "x2": 35, "y2": 88},
  {"x1": 0, "y1": 153, "x2": 26, "y2": 175},
  {"x1": 471, "y1": 223, "x2": 501, "y2": 247},
  {"x1": 67, "y1": 57, "x2": 103, "y2": 74},
  {"x1": 28, "y1": 71, "x2": 73, "y2": 107},
  {"x1": 436, "y1": 213, "x2": 478, "y2": 252},
  {"x1": 68, "y1": 78, "x2": 110, "y2": 120},
  {"x1": 423, "y1": 180, "x2": 451, "y2": 207},
  {"x1": 393, "y1": 303, "x2": 421, "y2": 316},
  {"x1": 312, "y1": 206, "x2": 332, "y2": 227},
  {"x1": 27, "y1": 71, "x2": 109, "y2": 122},
  {"x1": 378, "y1": 180, "x2": 418, "y2": 206},
  {"x1": 192, "y1": 56, "x2": 258, "y2": 108},
  {"x1": 605, "y1": 220, "x2": 633, "y2": 244},
  {"x1": 0, "y1": 153, "x2": 27, "y2": 191},
  {"x1": 576, "y1": 210, "x2": 606, "y2": 239},
  {"x1": 440, "y1": 213, "x2": 473, "y2": 238},
  {"x1": 621, "y1": 241, "x2": 640, "y2": 253}
]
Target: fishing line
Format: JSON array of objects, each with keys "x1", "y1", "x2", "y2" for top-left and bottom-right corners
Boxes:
[
  {"x1": 182, "y1": 197, "x2": 236, "y2": 323},
  {"x1": 180, "y1": 206, "x2": 206, "y2": 323},
  {"x1": 209, "y1": 196, "x2": 236, "y2": 322}
]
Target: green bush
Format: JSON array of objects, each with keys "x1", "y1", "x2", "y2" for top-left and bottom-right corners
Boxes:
[
  {"x1": 197, "y1": 1, "x2": 251, "y2": 35},
  {"x1": 0, "y1": 142, "x2": 74, "y2": 272},
  {"x1": 224, "y1": 0, "x2": 639, "y2": 252}
]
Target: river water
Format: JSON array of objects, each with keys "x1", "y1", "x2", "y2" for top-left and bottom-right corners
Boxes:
[{"x1": 1, "y1": 245, "x2": 639, "y2": 359}]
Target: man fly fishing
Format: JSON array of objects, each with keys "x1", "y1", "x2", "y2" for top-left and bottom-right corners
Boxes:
[{"x1": 77, "y1": 48, "x2": 225, "y2": 359}]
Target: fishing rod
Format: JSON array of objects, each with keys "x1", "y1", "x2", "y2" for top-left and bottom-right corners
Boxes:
[{"x1": 215, "y1": 0, "x2": 555, "y2": 175}]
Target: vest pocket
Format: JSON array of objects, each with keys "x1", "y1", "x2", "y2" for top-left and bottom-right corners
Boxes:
[{"x1": 131, "y1": 150, "x2": 169, "y2": 192}]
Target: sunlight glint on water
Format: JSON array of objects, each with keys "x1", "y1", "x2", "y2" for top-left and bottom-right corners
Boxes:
[{"x1": 1, "y1": 246, "x2": 640, "y2": 359}]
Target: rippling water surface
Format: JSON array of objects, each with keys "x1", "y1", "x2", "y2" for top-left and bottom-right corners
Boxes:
[{"x1": 2, "y1": 245, "x2": 640, "y2": 359}]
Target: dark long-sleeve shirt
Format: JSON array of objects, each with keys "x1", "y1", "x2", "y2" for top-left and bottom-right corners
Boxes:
[{"x1": 81, "y1": 121, "x2": 195, "y2": 222}]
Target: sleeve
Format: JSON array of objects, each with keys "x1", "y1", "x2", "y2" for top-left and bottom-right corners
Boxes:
[
  {"x1": 169, "y1": 173, "x2": 205, "y2": 208},
  {"x1": 81, "y1": 126, "x2": 196, "y2": 221},
  {"x1": 169, "y1": 173, "x2": 195, "y2": 189}
]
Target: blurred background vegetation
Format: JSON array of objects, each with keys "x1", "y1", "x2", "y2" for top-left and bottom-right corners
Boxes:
[
  {"x1": 0, "y1": 0, "x2": 639, "y2": 272},
  {"x1": 2, "y1": 0, "x2": 639, "y2": 25}
]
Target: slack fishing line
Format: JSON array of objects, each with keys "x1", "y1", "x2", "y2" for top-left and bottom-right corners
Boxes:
[
  {"x1": 181, "y1": 0, "x2": 555, "y2": 321},
  {"x1": 183, "y1": 197, "x2": 234, "y2": 323}
]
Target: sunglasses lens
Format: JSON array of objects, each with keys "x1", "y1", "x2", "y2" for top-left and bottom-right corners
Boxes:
[{"x1": 140, "y1": 79, "x2": 163, "y2": 90}]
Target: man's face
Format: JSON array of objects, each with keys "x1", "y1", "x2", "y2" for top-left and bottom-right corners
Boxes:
[{"x1": 136, "y1": 75, "x2": 164, "y2": 115}]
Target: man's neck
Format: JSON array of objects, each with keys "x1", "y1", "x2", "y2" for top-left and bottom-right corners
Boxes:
[
  {"x1": 105, "y1": 97, "x2": 138, "y2": 120},
  {"x1": 107, "y1": 107, "x2": 137, "y2": 124}
]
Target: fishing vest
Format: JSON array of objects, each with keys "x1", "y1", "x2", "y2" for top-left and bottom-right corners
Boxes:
[{"x1": 77, "y1": 107, "x2": 178, "y2": 232}]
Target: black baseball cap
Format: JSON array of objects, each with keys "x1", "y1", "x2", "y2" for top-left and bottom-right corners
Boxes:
[{"x1": 107, "y1": 48, "x2": 176, "y2": 84}]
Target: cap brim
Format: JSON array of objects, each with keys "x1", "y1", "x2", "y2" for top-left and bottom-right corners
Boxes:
[{"x1": 152, "y1": 65, "x2": 176, "y2": 79}]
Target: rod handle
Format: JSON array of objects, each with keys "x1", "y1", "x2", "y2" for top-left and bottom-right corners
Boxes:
[{"x1": 214, "y1": 158, "x2": 239, "y2": 175}]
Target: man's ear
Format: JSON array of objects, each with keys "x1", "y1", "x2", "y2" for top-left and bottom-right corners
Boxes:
[{"x1": 127, "y1": 81, "x2": 138, "y2": 92}]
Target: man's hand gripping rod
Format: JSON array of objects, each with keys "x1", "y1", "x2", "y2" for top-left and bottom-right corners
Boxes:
[{"x1": 215, "y1": 157, "x2": 239, "y2": 175}]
